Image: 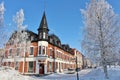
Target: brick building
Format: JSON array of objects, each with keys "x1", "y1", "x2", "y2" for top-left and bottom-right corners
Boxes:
[{"x1": 2, "y1": 12, "x2": 84, "y2": 75}]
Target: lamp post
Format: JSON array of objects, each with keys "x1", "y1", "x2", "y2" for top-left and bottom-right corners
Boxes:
[
  {"x1": 76, "y1": 56, "x2": 79, "y2": 80},
  {"x1": 72, "y1": 56, "x2": 79, "y2": 80}
]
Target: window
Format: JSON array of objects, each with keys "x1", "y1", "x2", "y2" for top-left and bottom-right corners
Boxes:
[
  {"x1": 39, "y1": 33, "x2": 42, "y2": 39},
  {"x1": 31, "y1": 36, "x2": 34, "y2": 41},
  {"x1": 39, "y1": 46, "x2": 41, "y2": 54},
  {"x1": 30, "y1": 47, "x2": 34, "y2": 55},
  {"x1": 43, "y1": 46, "x2": 45, "y2": 54},
  {"x1": 56, "y1": 51, "x2": 58, "y2": 58},
  {"x1": 50, "y1": 38, "x2": 53, "y2": 43},
  {"x1": 28, "y1": 62, "x2": 34, "y2": 73},
  {"x1": 49, "y1": 62, "x2": 52, "y2": 72},
  {"x1": 43, "y1": 32, "x2": 46, "y2": 39},
  {"x1": 15, "y1": 62, "x2": 19, "y2": 70},
  {"x1": 9, "y1": 49, "x2": 12, "y2": 56},
  {"x1": 8, "y1": 62, "x2": 11, "y2": 67},
  {"x1": 50, "y1": 49, "x2": 53, "y2": 58},
  {"x1": 16, "y1": 48, "x2": 20, "y2": 56}
]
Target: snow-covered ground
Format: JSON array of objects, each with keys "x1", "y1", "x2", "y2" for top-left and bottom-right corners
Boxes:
[
  {"x1": 0, "y1": 66, "x2": 120, "y2": 80},
  {"x1": 0, "y1": 66, "x2": 36, "y2": 80}
]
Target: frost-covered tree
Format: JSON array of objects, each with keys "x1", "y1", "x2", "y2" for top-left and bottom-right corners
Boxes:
[
  {"x1": 0, "y1": 2, "x2": 7, "y2": 66},
  {"x1": 81, "y1": 0, "x2": 120, "y2": 79},
  {"x1": 11, "y1": 9, "x2": 30, "y2": 70}
]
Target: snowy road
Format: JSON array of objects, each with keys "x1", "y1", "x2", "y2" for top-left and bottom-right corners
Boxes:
[
  {"x1": 1, "y1": 66, "x2": 120, "y2": 80},
  {"x1": 33, "y1": 67, "x2": 120, "y2": 80}
]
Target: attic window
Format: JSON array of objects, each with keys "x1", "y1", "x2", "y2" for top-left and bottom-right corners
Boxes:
[{"x1": 50, "y1": 38, "x2": 53, "y2": 43}]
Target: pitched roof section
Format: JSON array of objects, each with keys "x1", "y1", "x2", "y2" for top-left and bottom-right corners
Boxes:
[{"x1": 38, "y1": 11, "x2": 48, "y2": 30}]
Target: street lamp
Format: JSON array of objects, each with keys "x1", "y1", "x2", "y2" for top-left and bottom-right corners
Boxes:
[
  {"x1": 72, "y1": 56, "x2": 79, "y2": 80},
  {"x1": 76, "y1": 56, "x2": 79, "y2": 80}
]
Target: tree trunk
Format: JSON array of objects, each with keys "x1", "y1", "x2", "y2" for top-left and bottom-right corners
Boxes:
[{"x1": 103, "y1": 64, "x2": 108, "y2": 79}]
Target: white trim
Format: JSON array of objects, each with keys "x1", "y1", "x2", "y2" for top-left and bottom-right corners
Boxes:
[
  {"x1": 36, "y1": 60, "x2": 39, "y2": 74},
  {"x1": 38, "y1": 41, "x2": 48, "y2": 46},
  {"x1": 3, "y1": 57, "x2": 37, "y2": 62},
  {"x1": 25, "y1": 57, "x2": 36, "y2": 61},
  {"x1": 47, "y1": 58, "x2": 75, "y2": 65},
  {"x1": 3, "y1": 57, "x2": 75, "y2": 65},
  {"x1": 47, "y1": 58, "x2": 54, "y2": 62},
  {"x1": 3, "y1": 58, "x2": 14, "y2": 62},
  {"x1": 44, "y1": 60, "x2": 47, "y2": 74},
  {"x1": 56, "y1": 50, "x2": 62, "y2": 53}
]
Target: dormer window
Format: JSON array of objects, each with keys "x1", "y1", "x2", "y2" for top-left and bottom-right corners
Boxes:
[
  {"x1": 50, "y1": 38, "x2": 53, "y2": 43},
  {"x1": 31, "y1": 36, "x2": 34, "y2": 41}
]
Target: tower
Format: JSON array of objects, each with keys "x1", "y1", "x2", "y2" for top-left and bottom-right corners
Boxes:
[
  {"x1": 38, "y1": 12, "x2": 49, "y2": 41},
  {"x1": 37, "y1": 12, "x2": 49, "y2": 74}
]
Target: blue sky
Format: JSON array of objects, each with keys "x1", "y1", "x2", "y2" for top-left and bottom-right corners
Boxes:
[{"x1": 1, "y1": 0, "x2": 120, "y2": 53}]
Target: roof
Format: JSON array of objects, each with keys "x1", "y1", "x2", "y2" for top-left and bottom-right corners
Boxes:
[
  {"x1": 8, "y1": 30, "x2": 38, "y2": 43},
  {"x1": 38, "y1": 11, "x2": 49, "y2": 31}
]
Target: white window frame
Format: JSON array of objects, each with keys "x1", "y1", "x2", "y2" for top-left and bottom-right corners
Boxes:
[
  {"x1": 30, "y1": 47, "x2": 34, "y2": 56},
  {"x1": 50, "y1": 48, "x2": 53, "y2": 58},
  {"x1": 16, "y1": 48, "x2": 20, "y2": 57},
  {"x1": 28, "y1": 61, "x2": 34, "y2": 73}
]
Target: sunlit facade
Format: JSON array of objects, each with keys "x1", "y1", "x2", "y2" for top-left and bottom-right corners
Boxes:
[{"x1": 3, "y1": 12, "x2": 84, "y2": 75}]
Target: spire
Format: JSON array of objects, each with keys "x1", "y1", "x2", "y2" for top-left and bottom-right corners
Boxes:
[
  {"x1": 38, "y1": 12, "x2": 48, "y2": 30},
  {"x1": 38, "y1": 11, "x2": 49, "y2": 40}
]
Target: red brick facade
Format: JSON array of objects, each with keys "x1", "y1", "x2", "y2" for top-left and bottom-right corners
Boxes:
[{"x1": 2, "y1": 12, "x2": 84, "y2": 75}]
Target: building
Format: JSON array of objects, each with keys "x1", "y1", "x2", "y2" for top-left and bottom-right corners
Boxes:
[
  {"x1": 2, "y1": 12, "x2": 84, "y2": 75},
  {"x1": 83, "y1": 58, "x2": 93, "y2": 68},
  {"x1": 72, "y1": 49, "x2": 84, "y2": 70}
]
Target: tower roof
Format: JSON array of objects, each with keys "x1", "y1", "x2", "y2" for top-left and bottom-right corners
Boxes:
[{"x1": 38, "y1": 12, "x2": 49, "y2": 30}]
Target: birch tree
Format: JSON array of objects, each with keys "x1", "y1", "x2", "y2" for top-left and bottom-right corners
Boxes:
[
  {"x1": 0, "y1": 2, "x2": 6, "y2": 66},
  {"x1": 81, "y1": 0, "x2": 120, "y2": 79},
  {"x1": 12, "y1": 9, "x2": 30, "y2": 70}
]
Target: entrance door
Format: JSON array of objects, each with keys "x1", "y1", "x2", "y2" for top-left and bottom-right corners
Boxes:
[{"x1": 39, "y1": 64, "x2": 44, "y2": 74}]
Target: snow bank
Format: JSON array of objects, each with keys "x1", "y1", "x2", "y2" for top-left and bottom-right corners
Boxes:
[{"x1": 0, "y1": 66, "x2": 39, "y2": 80}]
